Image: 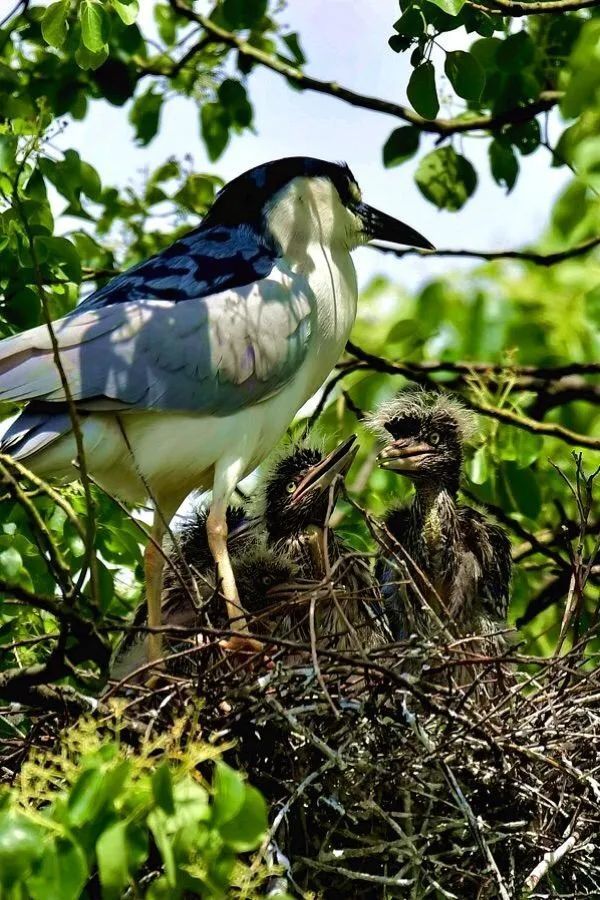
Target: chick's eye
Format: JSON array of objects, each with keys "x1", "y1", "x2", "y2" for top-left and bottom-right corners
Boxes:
[
  {"x1": 261, "y1": 575, "x2": 272, "y2": 587},
  {"x1": 286, "y1": 481, "x2": 296, "y2": 493},
  {"x1": 429, "y1": 432, "x2": 440, "y2": 446}
]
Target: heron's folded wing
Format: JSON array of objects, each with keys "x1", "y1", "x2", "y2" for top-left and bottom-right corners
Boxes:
[{"x1": 0, "y1": 269, "x2": 313, "y2": 416}]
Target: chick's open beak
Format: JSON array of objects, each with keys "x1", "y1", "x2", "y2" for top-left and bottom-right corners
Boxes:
[
  {"x1": 378, "y1": 440, "x2": 434, "y2": 472},
  {"x1": 356, "y1": 202, "x2": 434, "y2": 250},
  {"x1": 291, "y1": 435, "x2": 358, "y2": 506}
]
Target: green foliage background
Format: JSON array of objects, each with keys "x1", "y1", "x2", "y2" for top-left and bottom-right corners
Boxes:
[{"x1": 0, "y1": 0, "x2": 598, "y2": 895}]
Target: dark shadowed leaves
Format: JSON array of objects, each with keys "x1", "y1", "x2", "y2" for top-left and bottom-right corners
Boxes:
[
  {"x1": 444, "y1": 50, "x2": 485, "y2": 102},
  {"x1": 415, "y1": 146, "x2": 477, "y2": 209},
  {"x1": 383, "y1": 126, "x2": 420, "y2": 167},
  {"x1": 129, "y1": 87, "x2": 163, "y2": 145},
  {"x1": 407, "y1": 62, "x2": 439, "y2": 119},
  {"x1": 489, "y1": 140, "x2": 519, "y2": 192},
  {"x1": 201, "y1": 102, "x2": 230, "y2": 161}
]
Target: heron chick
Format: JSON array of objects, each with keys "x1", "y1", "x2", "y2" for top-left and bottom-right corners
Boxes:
[
  {"x1": 368, "y1": 388, "x2": 511, "y2": 643},
  {"x1": 251, "y1": 435, "x2": 388, "y2": 650}
]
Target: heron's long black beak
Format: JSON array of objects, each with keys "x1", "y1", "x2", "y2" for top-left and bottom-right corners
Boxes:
[
  {"x1": 291, "y1": 435, "x2": 358, "y2": 506},
  {"x1": 357, "y1": 202, "x2": 434, "y2": 250}
]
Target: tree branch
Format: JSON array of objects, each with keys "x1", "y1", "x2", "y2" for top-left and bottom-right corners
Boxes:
[
  {"x1": 169, "y1": 0, "x2": 560, "y2": 137},
  {"x1": 482, "y1": 0, "x2": 600, "y2": 15},
  {"x1": 342, "y1": 343, "x2": 600, "y2": 449},
  {"x1": 370, "y1": 234, "x2": 600, "y2": 267}
]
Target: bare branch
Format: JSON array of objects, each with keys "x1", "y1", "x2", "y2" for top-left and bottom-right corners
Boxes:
[
  {"x1": 169, "y1": 0, "x2": 560, "y2": 138},
  {"x1": 370, "y1": 234, "x2": 600, "y2": 267},
  {"x1": 343, "y1": 343, "x2": 600, "y2": 449},
  {"x1": 480, "y1": 0, "x2": 600, "y2": 15}
]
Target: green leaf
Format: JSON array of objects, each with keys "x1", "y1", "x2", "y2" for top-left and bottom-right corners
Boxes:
[
  {"x1": 79, "y1": 0, "x2": 110, "y2": 53},
  {"x1": 496, "y1": 31, "x2": 534, "y2": 74},
  {"x1": 67, "y1": 766, "x2": 110, "y2": 826},
  {"x1": 111, "y1": 0, "x2": 139, "y2": 26},
  {"x1": 502, "y1": 462, "x2": 542, "y2": 519},
  {"x1": 213, "y1": 762, "x2": 245, "y2": 827},
  {"x1": 282, "y1": 32, "x2": 306, "y2": 66},
  {"x1": 0, "y1": 546, "x2": 23, "y2": 580},
  {"x1": 505, "y1": 119, "x2": 540, "y2": 157},
  {"x1": 201, "y1": 102, "x2": 230, "y2": 161},
  {"x1": 152, "y1": 763, "x2": 175, "y2": 815},
  {"x1": 218, "y1": 79, "x2": 253, "y2": 128},
  {"x1": 0, "y1": 810, "x2": 43, "y2": 885},
  {"x1": 219, "y1": 785, "x2": 268, "y2": 852},
  {"x1": 426, "y1": 0, "x2": 466, "y2": 16},
  {"x1": 0, "y1": 134, "x2": 17, "y2": 176},
  {"x1": 35, "y1": 236, "x2": 82, "y2": 281},
  {"x1": 147, "y1": 811, "x2": 177, "y2": 887},
  {"x1": 129, "y1": 88, "x2": 163, "y2": 146},
  {"x1": 174, "y1": 174, "x2": 219, "y2": 213},
  {"x1": 383, "y1": 126, "x2": 420, "y2": 168},
  {"x1": 222, "y1": 0, "x2": 267, "y2": 29},
  {"x1": 393, "y1": 8, "x2": 426, "y2": 40},
  {"x1": 415, "y1": 146, "x2": 477, "y2": 210},
  {"x1": 75, "y1": 43, "x2": 109, "y2": 70},
  {"x1": 407, "y1": 62, "x2": 439, "y2": 120},
  {"x1": 96, "y1": 822, "x2": 129, "y2": 899},
  {"x1": 154, "y1": 4, "x2": 177, "y2": 44},
  {"x1": 444, "y1": 51, "x2": 484, "y2": 102},
  {"x1": 489, "y1": 140, "x2": 518, "y2": 192},
  {"x1": 41, "y1": 0, "x2": 70, "y2": 49},
  {"x1": 28, "y1": 838, "x2": 88, "y2": 900}
]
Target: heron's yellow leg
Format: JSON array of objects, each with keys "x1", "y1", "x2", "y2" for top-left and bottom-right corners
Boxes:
[{"x1": 206, "y1": 502, "x2": 249, "y2": 633}]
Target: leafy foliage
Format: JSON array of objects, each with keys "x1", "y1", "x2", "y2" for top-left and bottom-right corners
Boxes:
[
  {"x1": 0, "y1": 714, "x2": 269, "y2": 899},
  {"x1": 0, "y1": 0, "x2": 598, "y2": 894}
]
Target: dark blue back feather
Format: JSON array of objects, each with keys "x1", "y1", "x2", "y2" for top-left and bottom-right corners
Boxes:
[{"x1": 77, "y1": 225, "x2": 277, "y2": 311}]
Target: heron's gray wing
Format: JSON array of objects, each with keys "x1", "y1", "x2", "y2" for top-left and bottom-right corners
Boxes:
[{"x1": 0, "y1": 266, "x2": 313, "y2": 416}]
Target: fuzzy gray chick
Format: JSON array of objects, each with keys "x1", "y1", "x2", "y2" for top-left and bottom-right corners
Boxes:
[
  {"x1": 251, "y1": 435, "x2": 388, "y2": 650},
  {"x1": 112, "y1": 542, "x2": 295, "y2": 680},
  {"x1": 368, "y1": 388, "x2": 511, "y2": 642}
]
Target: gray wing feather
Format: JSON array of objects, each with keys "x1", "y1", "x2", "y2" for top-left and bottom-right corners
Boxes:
[{"x1": 0, "y1": 270, "x2": 313, "y2": 416}]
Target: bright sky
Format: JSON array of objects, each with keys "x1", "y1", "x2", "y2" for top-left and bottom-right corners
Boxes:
[{"x1": 57, "y1": 0, "x2": 571, "y2": 291}]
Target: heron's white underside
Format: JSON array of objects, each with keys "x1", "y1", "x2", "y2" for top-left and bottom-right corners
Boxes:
[{"x1": 25, "y1": 177, "x2": 360, "y2": 519}]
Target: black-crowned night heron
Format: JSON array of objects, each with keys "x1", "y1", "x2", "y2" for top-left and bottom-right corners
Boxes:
[
  {"x1": 368, "y1": 388, "x2": 511, "y2": 639},
  {"x1": 0, "y1": 156, "x2": 432, "y2": 663}
]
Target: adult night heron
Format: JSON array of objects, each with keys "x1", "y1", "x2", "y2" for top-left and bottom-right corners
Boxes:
[
  {"x1": 368, "y1": 388, "x2": 511, "y2": 641},
  {"x1": 0, "y1": 156, "x2": 432, "y2": 663}
]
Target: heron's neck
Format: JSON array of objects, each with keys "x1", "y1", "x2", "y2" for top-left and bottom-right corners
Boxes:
[{"x1": 412, "y1": 482, "x2": 459, "y2": 558}]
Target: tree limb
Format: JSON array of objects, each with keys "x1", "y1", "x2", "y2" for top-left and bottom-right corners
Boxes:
[
  {"x1": 344, "y1": 343, "x2": 600, "y2": 447},
  {"x1": 169, "y1": 0, "x2": 560, "y2": 138},
  {"x1": 482, "y1": 0, "x2": 600, "y2": 15},
  {"x1": 370, "y1": 234, "x2": 600, "y2": 267}
]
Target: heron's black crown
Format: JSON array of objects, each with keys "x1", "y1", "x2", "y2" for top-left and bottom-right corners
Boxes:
[{"x1": 202, "y1": 157, "x2": 360, "y2": 229}]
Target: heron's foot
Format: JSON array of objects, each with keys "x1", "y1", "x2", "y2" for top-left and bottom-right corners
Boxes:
[{"x1": 219, "y1": 634, "x2": 273, "y2": 671}]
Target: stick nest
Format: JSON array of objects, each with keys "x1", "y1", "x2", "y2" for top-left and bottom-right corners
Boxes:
[{"x1": 4, "y1": 576, "x2": 600, "y2": 899}]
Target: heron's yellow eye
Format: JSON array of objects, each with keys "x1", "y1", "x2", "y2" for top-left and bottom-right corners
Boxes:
[
  {"x1": 286, "y1": 481, "x2": 296, "y2": 493},
  {"x1": 429, "y1": 432, "x2": 440, "y2": 446}
]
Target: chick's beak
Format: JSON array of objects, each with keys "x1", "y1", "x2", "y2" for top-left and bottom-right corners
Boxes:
[
  {"x1": 356, "y1": 202, "x2": 434, "y2": 250},
  {"x1": 378, "y1": 439, "x2": 434, "y2": 472},
  {"x1": 291, "y1": 435, "x2": 358, "y2": 506}
]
